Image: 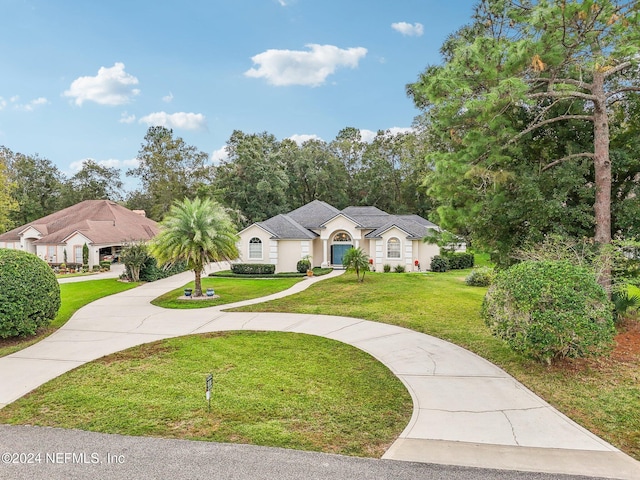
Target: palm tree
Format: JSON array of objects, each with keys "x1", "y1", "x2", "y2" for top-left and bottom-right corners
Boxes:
[
  {"x1": 342, "y1": 247, "x2": 369, "y2": 282},
  {"x1": 149, "y1": 197, "x2": 238, "y2": 297}
]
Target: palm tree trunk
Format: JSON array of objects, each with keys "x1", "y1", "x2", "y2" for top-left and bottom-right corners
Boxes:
[{"x1": 194, "y1": 269, "x2": 203, "y2": 297}]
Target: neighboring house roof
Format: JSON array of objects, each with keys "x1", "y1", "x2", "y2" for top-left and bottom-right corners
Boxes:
[
  {"x1": 0, "y1": 200, "x2": 159, "y2": 245},
  {"x1": 240, "y1": 201, "x2": 438, "y2": 241}
]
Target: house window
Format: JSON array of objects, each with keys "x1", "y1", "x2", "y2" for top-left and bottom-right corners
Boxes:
[
  {"x1": 333, "y1": 232, "x2": 351, "y2": 242},
  {"x1": 249, "y1": 237, "x2": 262, "y2": 259},
  {"x1": 387, "y1": 237, "x2": 401, "y2": 259},
  {"x1": 74, "y1": 246, "x2": 83, "y2": 264},
  {"x1": 47, "y1": 245, "x2": 56, "y2": 262}
]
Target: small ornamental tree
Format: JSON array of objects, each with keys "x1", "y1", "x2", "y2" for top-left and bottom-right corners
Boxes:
[
  {"x1": 482, "y1": 260, "x2": 615, "y2": 364},
  {"x1": 0, "y1": 249, "x2": 61, "y2": 338},
  {"x1": 82, "y1": 242, "x2": 89, "y2": 266},
  {"x1": 342, "y1": 247, "x2": 369, "y2": 282}
]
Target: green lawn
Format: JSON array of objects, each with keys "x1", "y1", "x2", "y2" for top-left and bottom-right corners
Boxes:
[
  {"x1": 0, "y1": 331, "x2": 412, "y2": 457},
  {"x1": 232, "y1": 270, "x2": 640, "y2": 461},
  {"x1": 151, "y1": 277, "x2": 303, "y2": 309},
  {"x1": 0, "y1": 279, "x2": 140, "y2": 358}
]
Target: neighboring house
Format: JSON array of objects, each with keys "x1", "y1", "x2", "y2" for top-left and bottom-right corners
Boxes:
[
  {"x1": 237, "y1": 200, "x2": 442, "y2": 273},
  {"x1": 0, "y1": 200, "x2": 159, "y2": 268}
]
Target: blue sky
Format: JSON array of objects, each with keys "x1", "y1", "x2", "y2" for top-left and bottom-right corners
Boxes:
[{"x1": 1, "y1": 0, "x2": 476, "y2": 184}]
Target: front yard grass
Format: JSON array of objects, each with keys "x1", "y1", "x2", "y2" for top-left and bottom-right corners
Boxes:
[
  {"x1": 0, "y1": 279, "x2": 140, "y2": 358},
  {"x1": 0, "y1": 331, "x2": 412, "y2": 458},
  {"x1": 232, "y1": 270, "x2": 640, "y2": 461},
  {"x1": 151, "y1": 277, "x2": 303, "y2": 309}
]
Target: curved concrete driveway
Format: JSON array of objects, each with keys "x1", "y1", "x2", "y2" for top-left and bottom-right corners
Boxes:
[{"x1": 1, "y1": 267, "x2": 639, "y2": 479}]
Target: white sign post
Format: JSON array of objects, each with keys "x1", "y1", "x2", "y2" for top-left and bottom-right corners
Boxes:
[{"x1": 206, "y1": 374, "x2": 213, "y2": 412}]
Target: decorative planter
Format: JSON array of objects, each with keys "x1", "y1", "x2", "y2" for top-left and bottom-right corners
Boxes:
[
  {"x1": 206, "y1": 288, "x2": 215, "y2": 297},
  {"x1": 306, "y1": 270, "x2": 314, "y2": 277},
  {"x1": 184, "y1": 288, "x2": 193, "y2": 297}
]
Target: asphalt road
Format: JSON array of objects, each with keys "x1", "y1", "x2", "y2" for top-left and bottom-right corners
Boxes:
[{"x1": 0, "y1": 425, "x2": 608, "y2": 480}]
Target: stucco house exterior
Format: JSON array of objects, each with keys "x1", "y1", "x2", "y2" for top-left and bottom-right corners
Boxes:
[
  {"x1": 237, "y1": 200, "x2": 442, "y2": 273},
  {"x1": 0, "y1": 200, "x2": 159, "y2": 268}
]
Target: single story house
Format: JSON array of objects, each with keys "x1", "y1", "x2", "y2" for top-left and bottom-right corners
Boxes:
[
  {"x1": 0, "y1": 200, "x2": 159, "y2": 268},
  {"x1": 237, "y1": 200, "x2": 443, "y2": 273}
]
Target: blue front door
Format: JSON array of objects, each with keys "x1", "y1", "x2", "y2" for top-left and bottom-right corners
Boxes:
[{"x1": 331, "y1": 244, "x2": 352, "y2": 265}]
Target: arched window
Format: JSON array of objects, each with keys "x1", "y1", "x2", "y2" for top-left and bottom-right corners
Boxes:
[
  {"x1": 249, "y1": 237, "x2": 262, "y2": 259},
  {"x1": 387, "y1": 237, "x2": 401, "y2": 259},
  {"x1": 333, "y1": 232, "x2": 352, "y2": 242}
]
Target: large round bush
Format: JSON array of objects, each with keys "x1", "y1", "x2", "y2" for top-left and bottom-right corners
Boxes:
[
  {"x1": 481, "y1": 260, "x2": 614, "y2": 364},
  {"x1": 0, "y1": 249, "x2": 61, "y2": 338}
]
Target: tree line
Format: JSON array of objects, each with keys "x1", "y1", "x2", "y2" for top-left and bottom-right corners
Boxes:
[{"x1": 0, "y1": 125, "x2": 435, "y2": 231}]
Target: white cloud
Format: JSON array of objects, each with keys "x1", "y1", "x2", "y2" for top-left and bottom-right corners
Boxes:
[
  {"x1": 162, "y1": 92, "x2": 174, "y2": 103},
  {"x1": 244, "y1": 44, "x2": 367, "y2": 87},
  {"x1": 288, "y1": 134, "x2": 322, "y2": 145},
  {"x1": 359, "y1": 129, "x2": 377, "y2": 143},
  {"x1": 211, "y1": 146, "x2": 228, "y2": 164},
  {"x1": 391, "y1": 22, "x2": 424, "y2": 37},
  {"x1": 386, "y1": 126, "x2": 414, "y2": 136},
  {"x1": 139, "y1": 111, "x2": 207, "y2": 131},
  {"x1": 69, "y1": 157, "x2": 138, "y2": 172},
  {"x1": 0, "y1": 97, "x2": 6, "y2": 110},
  {"x1": 119, "y1": 112, "x2": 136, "y2": 124},
  {"x1": 63, "y1": 62, "x2": 140, "y2": 106},
  {"x1": 13, "y1": 96, "x2": 49, "y2": 111}
]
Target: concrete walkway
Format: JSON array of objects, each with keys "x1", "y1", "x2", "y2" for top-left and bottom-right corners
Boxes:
[{"x1": 1, "y1": 266, "x2": 639, "y2": 479}]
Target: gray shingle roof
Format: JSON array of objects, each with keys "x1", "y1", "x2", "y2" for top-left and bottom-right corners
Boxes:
[
  {"x1": 287, "y1": 200, "x2": 340, "y2": 228},
  {"x1": 257, "y1": 214, "x2": 318, "y2": 239},
  {"x1": 364, "y1": 215, "x2": 438, "y2": 240},
  {"x1": 243, "y1": 201, "x2": 439, "y2": 241}
]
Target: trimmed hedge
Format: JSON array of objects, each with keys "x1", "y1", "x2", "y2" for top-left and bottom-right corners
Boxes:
[
  {"x1": 482, "y1": 260, "x2": 615, "y2": 364},
  {"x1": 430, "y1": 255, "x2": 449, "y2": 272},
  {"x1": 445, "y1": 252, "x2": 475, "y2": 270},
  {"x1": 0, "y1": 249, "x2": 61, "y2": 338},
  {"x1": 231, "y1": 263, "x2": 276, "y2": 275}
]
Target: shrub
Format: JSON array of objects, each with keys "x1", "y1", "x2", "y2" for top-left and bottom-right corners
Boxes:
[
  {"x1": 99, "y1": 261, "x2": 111, "y2": 270},
  {"x1": 231, "y1": 263, "x2": 276, "y2": 275},
  {"x1": 139, "y1": 257, "x2": 188, "y2": 282},
  {"x1": 430, "y1": 255, "x2": 449, "y2": 272},
  {"x1": 383, "y1": 264, "x2": 391, "y2": 273},
  {"x1": 296, "y1": 259, "x2": 311, "y2": 274},
  {"x1": 394, "y1": 264, "x2": 406, "y2": 273},
  {"x1": 445, "y1": 252, "x2": 475, "y2": 270},
  {"x1": 0, "y1": 249, "x2": 61, "y2": 338},
  {"x1": 482, "y1": 260, "x2": 615, "y2": 364},
  {"x1": 465, "y1": 267, "x2": 495, "y2": 287}
]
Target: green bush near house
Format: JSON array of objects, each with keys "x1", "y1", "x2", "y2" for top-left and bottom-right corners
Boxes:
[
  {"x1": 482, "y1": 260, "x2": 615, "y2": 364},
  {"x1": 445, "y1": 252, "x2": 475, "y2": 270},
  {"x1": 0, "y1": 249, "x2": 61, "y2": 338},
  {"x1": 394, "y1": 265, "x2": 405, "y2": 273},
  {"x1": 383, "y1": 264, "x2": 391, "y2": 273},
  {"x1": 430, "y1": 255, "x2": 449, "y2": 272},
  {"x1": 231, "y1": 263, "x2": 276, "y2": 275},
  {"x1": 296, "y1": 259, "x2": 311, "y2": 273}
]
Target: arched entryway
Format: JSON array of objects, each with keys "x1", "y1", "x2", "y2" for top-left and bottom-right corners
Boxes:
[{"x1": 330, "y1": 231, "x2": 353, "y2": 266}]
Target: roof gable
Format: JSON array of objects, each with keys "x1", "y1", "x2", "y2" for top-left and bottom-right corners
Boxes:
[{"x1": 287, "y1": 200, "x2": 341, "y2": 228}]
